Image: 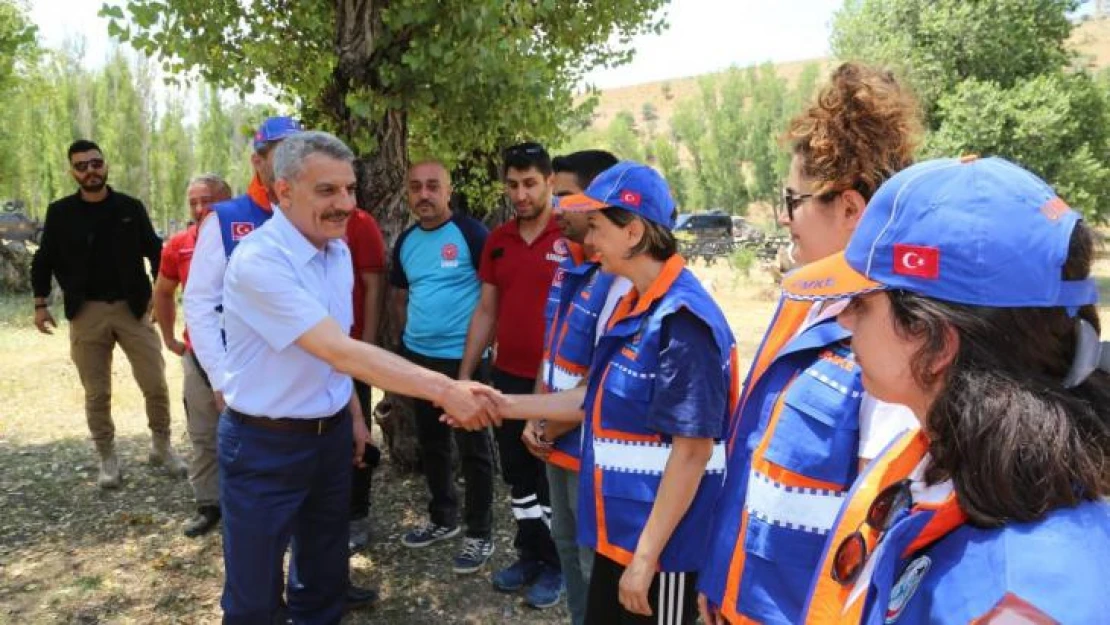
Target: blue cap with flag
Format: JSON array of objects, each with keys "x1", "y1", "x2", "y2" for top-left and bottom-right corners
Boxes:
[
  {"x1": 253, "y1": 116, "x2": 303, "y2": 152},
  {"x1": 782, "y1": 155, "x2": 1098, "y2": 309},
  {"x1": 556, "y1": 161, "x2": 677, "y2": 229}
]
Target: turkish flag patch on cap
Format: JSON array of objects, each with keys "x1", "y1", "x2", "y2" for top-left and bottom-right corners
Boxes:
[
  {"x1": 893, "y1": 244, "x2": 940, "y2": 279},
  {"x1": 619, "y1": 189, "x2": 642, "y2": 207}
]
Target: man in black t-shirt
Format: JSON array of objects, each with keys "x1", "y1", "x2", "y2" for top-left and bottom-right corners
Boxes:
[{"x1": 31, "y1": 139, "x2": 186, "y2": 489}]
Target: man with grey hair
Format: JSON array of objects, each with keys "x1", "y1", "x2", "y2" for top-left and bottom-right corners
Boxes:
[
  {"x1": 153, "y1": 173, "x2": 233, "y2": 537},
  {"x1": 218, "y1": 130, "x2": 496, "y2": 623}
]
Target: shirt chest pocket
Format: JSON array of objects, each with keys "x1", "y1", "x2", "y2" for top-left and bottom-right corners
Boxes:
[{"x1": 762, "y1": 370, "x2": 862, "y2": 486}]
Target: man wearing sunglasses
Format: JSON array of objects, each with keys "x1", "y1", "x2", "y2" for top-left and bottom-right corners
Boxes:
[{"x1": 31, "y1": 139, "x2": 187, "y2": 489}]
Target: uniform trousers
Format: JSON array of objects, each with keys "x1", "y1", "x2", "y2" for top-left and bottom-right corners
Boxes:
[
  {"x1": 183, "y1": 350, "x2": 220, "y2": 507},
  {"x1": 491, "y1": 368, "x2": 560, "y2": 568},
  {"x1": 586, "y1": 553, "x2": 699, "y2": 625},
  {"x1": 218, "y1": 409, "x2": 351, "y2": 625}
]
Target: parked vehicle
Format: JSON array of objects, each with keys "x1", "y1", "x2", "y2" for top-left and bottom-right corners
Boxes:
[{"x1": 0, "y1": 201, "x2": 42, "y2": 244}]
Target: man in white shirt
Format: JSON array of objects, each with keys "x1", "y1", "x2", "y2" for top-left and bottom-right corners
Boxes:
[{"x1": 217, "y1": 131, "x2": 492, "y2": 624}]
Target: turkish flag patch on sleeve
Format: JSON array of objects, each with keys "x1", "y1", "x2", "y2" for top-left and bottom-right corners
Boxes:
[
  {"x1": 231, "y1": 222, "x2": 254, "y2": 241},
  {"x1": 892, "y1": 244, "x2": 940, "y2": 280}
]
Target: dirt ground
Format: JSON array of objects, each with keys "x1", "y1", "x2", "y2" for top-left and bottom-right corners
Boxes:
[
  {"x1": 4, "y1": 257, "x2": 1108, "y2": 624},
  {"x1": 0, "y1": 260, "x2": 779, "y2": 625}
]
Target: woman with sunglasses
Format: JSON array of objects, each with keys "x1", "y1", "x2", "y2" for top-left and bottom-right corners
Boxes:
[
  {"x1": 786, "y1": 156, "x2": 1110, "y2": 623},
  {"x1": 697, "y1": 63, "x2": 922, "y2": 624},
  {"x1": 449, "y1": 161, "x2": 738, "y2": 624}
]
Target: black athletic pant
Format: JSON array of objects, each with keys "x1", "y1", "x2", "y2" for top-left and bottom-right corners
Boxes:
[
  {"x1": 405, "y1": 347, "x2": 495, "y2": 538},
  {"x1": 491, "y1": 367, "x2": 560, "y2": 569},
  {"x1": 585, "y1": 553, "x2": 699, "y2": 625},
  {"x1": 349, "y1": 379, "x2": 380, "y2": 521}
]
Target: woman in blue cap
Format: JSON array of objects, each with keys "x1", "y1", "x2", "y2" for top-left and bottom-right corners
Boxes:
[
  {"x1": 697, "y1": 62, "x2": 921, "y2": 625},
  {"x1": 450, "y1": 161, "x2": 738, "y2": 624},
  {"x1": 784, "y1": 156, "x2": 1110, "y2": 623}
]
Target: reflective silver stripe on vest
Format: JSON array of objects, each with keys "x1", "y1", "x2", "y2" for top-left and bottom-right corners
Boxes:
[
  {"x1": 594, "y1": 438, "x2": 726, "y2": 475},
  {"x1": 542, "y1": 360, "x2": 585, "y2": 392},
  {"x1": 744, "y1": 470, "x2": 846, "y2": 535}
]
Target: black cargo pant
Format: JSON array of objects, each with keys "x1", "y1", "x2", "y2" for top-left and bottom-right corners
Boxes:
[
  {"x1": 491, "y1": 367, "x2": 560, "y2": 569},
  {"x1": 404, "y1": 347, "x2": 495, "y2": 539}
]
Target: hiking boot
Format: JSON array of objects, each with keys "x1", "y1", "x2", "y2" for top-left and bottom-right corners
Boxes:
[
  {"x1": 491, "y1": 558, "x2": 543, "y2": 592},
  {"x1": 453, "y1": 536, "x2": 495, "y2": 574},
  {"x1": 525, "y1": 564, "x2": 564, "y2": 609},
  {"x1": 349, "y1": 517, "x2": 372, "y2": 554},
  {"x1": 400, "y1": 522, "x2": 460, "y2": 548},
  {"x1": 96, "y1": 442, "x2": 121, "y2": 489},
  {"x1": 183, "y1": 505, "x2": 221, "y2": 538},
  {"x1": 149, "y1": 434, "x2": 188, "y2": 478}
]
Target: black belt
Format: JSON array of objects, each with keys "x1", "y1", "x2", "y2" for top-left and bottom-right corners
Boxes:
[{"x1": 229, "y1": 408, "x2": 346, "y2": 435}]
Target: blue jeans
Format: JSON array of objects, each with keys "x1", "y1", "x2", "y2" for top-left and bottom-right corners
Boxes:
[
  {"x1": 547, "y1": 463, "x2": 593, "y2": 625},
  {"x1": 218, "y1": 410, "x2": 352, "y2": 625}
]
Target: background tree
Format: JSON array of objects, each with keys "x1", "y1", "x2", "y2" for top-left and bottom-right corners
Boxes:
[{"x1": 832, "y1": 0, "x2": 1110, "y2": 221}]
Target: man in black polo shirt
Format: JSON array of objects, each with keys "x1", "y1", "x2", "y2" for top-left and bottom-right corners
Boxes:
[{"x1": 31, "y1": 139, "x2": 186, "y2": 489}]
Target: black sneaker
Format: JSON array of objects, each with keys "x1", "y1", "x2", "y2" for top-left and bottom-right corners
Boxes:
[
  {"x1": 183, "y1": 506, "x2": 221, "y2": 538},
  {"x1": 400, "y1": 522, "x2": 460, "y2": 548},
  {"x1": 452, "y1": 536, "x2": 495, "y2": 574}
]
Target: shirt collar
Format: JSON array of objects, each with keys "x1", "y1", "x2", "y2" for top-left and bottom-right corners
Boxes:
[{"x1": 271, "y1": 208, "x2": 329, "y2": 267}]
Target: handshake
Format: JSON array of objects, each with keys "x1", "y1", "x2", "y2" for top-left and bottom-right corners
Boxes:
[{"x1": 436, "y1": 379, "x2": 512, "y2": 430}]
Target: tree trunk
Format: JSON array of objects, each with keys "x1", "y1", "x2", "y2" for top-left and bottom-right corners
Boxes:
[{"x1": 327, "y1": 0, "x2": 423, "y2": 472}]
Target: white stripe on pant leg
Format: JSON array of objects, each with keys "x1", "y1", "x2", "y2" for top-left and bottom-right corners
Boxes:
[
  {"x1": 657, "y1": 572, "x2": 667, "y2": 625},
  {"x1": 676, "y1": 573, "x2": 685, "y2": 625},
  {"x1": 670, "y1": 572, "x2": 678, "y2": 625},
  {"x1": 512, "y1": 504, "x2": 546, "y2": 520},
  {"x1": 512, "y1": 494, "x2": 538, "y2": 505}
]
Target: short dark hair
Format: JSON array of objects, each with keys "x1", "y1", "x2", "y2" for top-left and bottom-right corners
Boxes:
[
  {"x1": 600, "y1": 207, "x2": 677, "y2": 262},
  {"x1": 503, "y1": 141, "x2": 552, "y2": 177},
  {"x1": 552, "y1": 150, "x2": 619, "y2": 190},
  {"x1": 887, "y1": 222, "x2": 1110, "y2": 527},
  {"x1": 68, "y1": 139, "x2": 102, "y2": 160}
]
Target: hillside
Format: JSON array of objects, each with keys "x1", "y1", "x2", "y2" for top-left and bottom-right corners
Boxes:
[{"x1": 584, "y1": 16, "x2": 1110, "y2": 133}]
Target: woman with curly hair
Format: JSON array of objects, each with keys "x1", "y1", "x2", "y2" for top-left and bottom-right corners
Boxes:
[
  {"x1": 786, "y1": 156, "x2": 1110, "y2": 623},
  {"x1": 697, "y1": 62, "x2": 923, "y2": 624}
]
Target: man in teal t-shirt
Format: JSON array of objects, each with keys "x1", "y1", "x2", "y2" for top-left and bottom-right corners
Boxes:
[{"x1": 389, "y1": 161, "x2": 496, "y2": 575}]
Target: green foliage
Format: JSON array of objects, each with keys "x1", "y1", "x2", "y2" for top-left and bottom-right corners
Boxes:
[
  {"x1": 831, "y1": 0, "x2": 1110, "y2": 222},
  {"x1": 103, "y1": 0, "x2": 668, "y2": 210},
  {"x1": 560, "y1": 62, "x2": 820, "y2": 214},
  {"x1": 729, "y1": 247, "x2": 757, "y2": 278},
  {"x1": 832, "y1": 0, "x2": 1079, "y2": 124},
  {"x1": 0, "y1": 37, "x2": 270, "y2": 233}
]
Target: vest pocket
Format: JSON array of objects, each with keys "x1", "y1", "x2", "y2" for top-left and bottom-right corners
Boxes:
[{"x1": 763, "y1": 372, "x2": 861, "y2": 486}]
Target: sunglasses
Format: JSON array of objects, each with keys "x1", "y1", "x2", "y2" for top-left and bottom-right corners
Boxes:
[
  {"x1": 505, "y1": 143, "x2": 546, "y2": 158},
  {"x1": 72, "y1": 158, "x2": 105, "y2": 173},
  {"x1": 831, "y1": 479, "x2": 913, "y2": 585},
  {"x1": 777, "y1": 187, "x2": 814, "y2": 222}
]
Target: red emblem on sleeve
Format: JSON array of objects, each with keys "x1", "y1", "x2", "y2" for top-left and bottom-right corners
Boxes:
[{"x1": 231, "y1": 222, "x2": 254, "y2": 241}]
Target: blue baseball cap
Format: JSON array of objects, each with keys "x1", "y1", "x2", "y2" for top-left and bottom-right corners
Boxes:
[
  {"x1": 253, "y1": 116, "x2": 303, "y2": 152},
  {"x1": 557, "y1": 161, "x2": 677, "y2": 229},
  {"x1": 782, "y1": 156, "x2": 1098, "y2": 308}
]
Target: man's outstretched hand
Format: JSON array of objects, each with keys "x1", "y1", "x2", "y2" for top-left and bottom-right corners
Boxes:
[{"x1": 438, "y1": 379, "x2": 503, "y2": 430}]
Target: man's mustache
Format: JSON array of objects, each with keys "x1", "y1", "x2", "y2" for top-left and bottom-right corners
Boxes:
[
  {"x1": 416, "y1": 200, "x2": 436, "y2": 210},
  {"x1": 321, "y1": 210, "x2": 352, "y2": 220}
]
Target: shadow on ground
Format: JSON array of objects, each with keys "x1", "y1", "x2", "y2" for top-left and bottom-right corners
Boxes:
[{"x1": 0, "y1": 433, "x2": 568, "y2": 624}]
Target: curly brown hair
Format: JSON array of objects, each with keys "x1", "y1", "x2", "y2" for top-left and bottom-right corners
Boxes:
[{"x1": 786, "y1": 62, "x2": 922, "y2": 200}]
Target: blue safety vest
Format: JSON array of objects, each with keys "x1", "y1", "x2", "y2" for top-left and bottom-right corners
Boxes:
[
  {"x1": 578, "y1": 256, "x2": 738, "y2": 573},
  {"x1": 214, "y1": 194, "x2": 272, "y2": 259},
  {"x1": 699, "y1": 295, "x2": 873, "y2": 625},
  {"x1": 541, "y1": 246, "x2": 618, "y2": 471}
]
